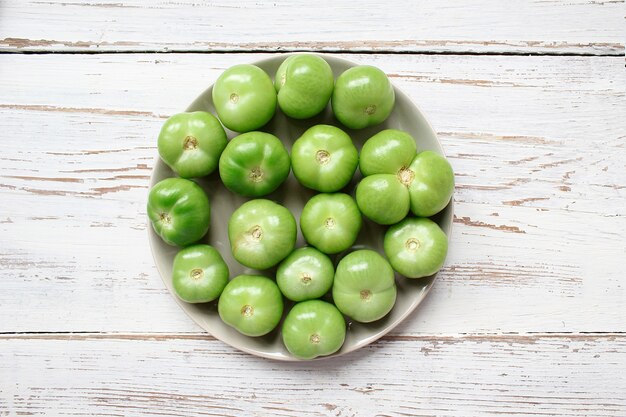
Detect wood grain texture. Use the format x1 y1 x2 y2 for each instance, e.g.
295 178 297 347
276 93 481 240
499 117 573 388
0 53 624 335
1 334 625 416
0 0 624 55
1 2 625 412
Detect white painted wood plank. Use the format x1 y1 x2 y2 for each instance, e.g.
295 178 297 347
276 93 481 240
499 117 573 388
0 0 623 54
0 53 623 216
2 186 624 334
0 53 624 334
0 334 624 416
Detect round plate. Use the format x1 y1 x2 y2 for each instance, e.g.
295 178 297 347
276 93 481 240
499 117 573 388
148 54 453 361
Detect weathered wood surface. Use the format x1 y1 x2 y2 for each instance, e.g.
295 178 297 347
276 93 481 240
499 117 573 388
1 0 625 412
1 334 625 416
0 53 624 336
0 0 624 55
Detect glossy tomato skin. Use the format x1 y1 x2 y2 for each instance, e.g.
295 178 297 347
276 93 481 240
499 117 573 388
157 111 227 178
359 129 417 177
218 274 284 337
384 217 448 279
331 65 395 129
300 193 362 255
212 64 277 133
172 244 229 303
356 174 409 225
332 250 397 323
282 300 346 359
147 178 210 246
276 247 334 302
219 131 291 197
407 151 455 217
228 199 296 270
275 54 334 119
291 124 358 192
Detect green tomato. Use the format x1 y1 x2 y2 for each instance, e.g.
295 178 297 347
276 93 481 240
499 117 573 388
332 249 397 323
228 199 296 270
355 174 409 225
212 64 277 132
300 193 362 255
172 244 229 303
276 247 334 302
384 217 448 278
275 54 334 119
157 111 228 178
407 151 455 217
331 65 395 130
359 129 417 177
291 124 358 192
147 178 210 246
282 300 346 359
219 131 291 197
218 274 284 337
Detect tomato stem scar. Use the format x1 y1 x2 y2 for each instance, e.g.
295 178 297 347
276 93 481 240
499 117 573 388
300 272 312 284
315 150 331 165
406 238 420 251
249 167 264 183
397 167 415 186
364 105 377 115
190 268 204 280
183 136 198 150
241 305 254 317
249 225 263 241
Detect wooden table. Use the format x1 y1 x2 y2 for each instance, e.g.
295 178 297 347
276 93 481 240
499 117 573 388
1 1 624 415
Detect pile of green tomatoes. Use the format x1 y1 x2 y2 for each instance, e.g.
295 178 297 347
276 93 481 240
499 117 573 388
147 54 454 360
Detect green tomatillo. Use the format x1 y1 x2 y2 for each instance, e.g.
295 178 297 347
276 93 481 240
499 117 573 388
356 174 410 225
276 247 334 302
275 54 334 119
331 65 395 129
332 249 397 323
157 111 228 178
219 131 291 197
384 217 448 278
172 244 229 303
291 124 358 192
407 151 455 217
282 300 346 359
300 193 362 255
218 274 284 337
228 199 296 270
359 129 416 177
147 178 210 247
212 64 277 132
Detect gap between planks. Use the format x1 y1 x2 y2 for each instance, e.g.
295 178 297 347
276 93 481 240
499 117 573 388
0 47 623 57
0 332 623 342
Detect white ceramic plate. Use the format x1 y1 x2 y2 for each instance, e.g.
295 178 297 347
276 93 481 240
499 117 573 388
149 54 453 361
